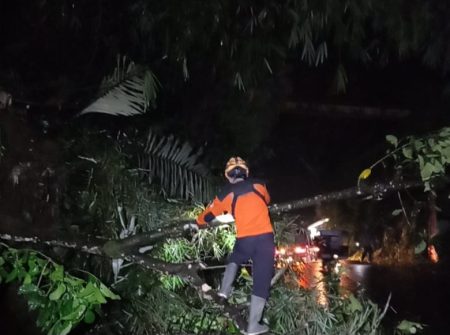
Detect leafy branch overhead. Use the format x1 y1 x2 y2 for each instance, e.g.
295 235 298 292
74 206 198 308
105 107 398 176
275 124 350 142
121 1 450 93
358 127 450 191
80 55 160 116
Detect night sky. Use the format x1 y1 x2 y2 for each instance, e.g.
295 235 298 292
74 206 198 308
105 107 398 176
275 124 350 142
1 2 447 204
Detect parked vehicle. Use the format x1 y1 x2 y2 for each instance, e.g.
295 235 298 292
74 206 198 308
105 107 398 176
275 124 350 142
275 228 320 268
314 230 349 261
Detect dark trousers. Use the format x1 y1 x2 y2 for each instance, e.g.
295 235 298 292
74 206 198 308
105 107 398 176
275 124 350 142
229 232 275 299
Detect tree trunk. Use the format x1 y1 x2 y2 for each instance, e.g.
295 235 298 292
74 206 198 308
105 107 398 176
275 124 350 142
269 180 423 214
282 101 411 119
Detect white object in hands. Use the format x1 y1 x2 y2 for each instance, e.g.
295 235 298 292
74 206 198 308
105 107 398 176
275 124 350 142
201 283 212 292
212 213 235 224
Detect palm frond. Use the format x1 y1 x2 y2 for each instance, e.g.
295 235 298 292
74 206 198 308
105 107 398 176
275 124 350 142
80 55 160 116
141 129 213 202
333 63 348 94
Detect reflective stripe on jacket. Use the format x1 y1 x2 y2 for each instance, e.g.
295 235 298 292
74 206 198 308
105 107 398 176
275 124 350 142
196 178 272 238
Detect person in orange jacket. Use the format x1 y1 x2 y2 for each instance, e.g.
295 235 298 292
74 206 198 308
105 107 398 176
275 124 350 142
196 157 274 335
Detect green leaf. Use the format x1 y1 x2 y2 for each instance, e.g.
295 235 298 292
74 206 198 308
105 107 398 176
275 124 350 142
397 320 424 333
27 257 41 276
418 155 425 170
402 146 413 159
49 283 66 301
64 276 84 286
347 294 363 313
414 139 425 150
414 240 427 254
77 282 97 298
433 160 444 173
49 265 64 282
5 268 18 283
15 265 27 281
18 283 39 295
23 273 32 285
91 289 107 304
27 292 46 310
392 209 402 216
50 321 72 335
420 162 434 181
61 304 86 321
386 135 398 147
83 310 96 324
99 283 120 300
441 146 450 160
79 282 107 304
59 322 73 335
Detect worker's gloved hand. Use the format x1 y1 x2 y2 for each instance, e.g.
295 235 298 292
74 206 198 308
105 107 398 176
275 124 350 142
183 222 199 233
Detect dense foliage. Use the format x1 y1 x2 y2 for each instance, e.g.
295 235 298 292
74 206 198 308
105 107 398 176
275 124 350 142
0 246 120 335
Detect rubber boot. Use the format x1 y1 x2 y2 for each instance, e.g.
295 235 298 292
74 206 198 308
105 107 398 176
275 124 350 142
218 262 238 299
246 295 269 335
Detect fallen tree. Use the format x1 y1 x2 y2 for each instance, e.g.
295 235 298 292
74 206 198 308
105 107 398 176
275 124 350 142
0 178 427 332
0 221 249 331
269 179 423 214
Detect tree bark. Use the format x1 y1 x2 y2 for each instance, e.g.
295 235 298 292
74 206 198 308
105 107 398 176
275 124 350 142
268 179 423 214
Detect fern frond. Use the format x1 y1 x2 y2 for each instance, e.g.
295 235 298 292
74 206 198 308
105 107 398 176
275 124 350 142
80 55 160 116
333 63 348 94
141 130 213 202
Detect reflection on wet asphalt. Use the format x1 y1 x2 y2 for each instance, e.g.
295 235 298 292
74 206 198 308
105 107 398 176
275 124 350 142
295 260 450 334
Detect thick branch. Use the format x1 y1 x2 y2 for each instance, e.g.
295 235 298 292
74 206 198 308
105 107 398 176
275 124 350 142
283 101 411 119
269 180 422 214
0 232 203 283
0 233 103 255
0 231 247 329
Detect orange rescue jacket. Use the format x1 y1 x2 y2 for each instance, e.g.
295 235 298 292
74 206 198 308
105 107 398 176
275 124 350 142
196 178 273 238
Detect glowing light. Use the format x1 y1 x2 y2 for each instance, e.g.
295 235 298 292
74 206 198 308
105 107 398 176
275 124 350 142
307 218 330 239
334 262 342 274
308 218 330 230
294 246 306 254
278 248 286 255
428 245 439 263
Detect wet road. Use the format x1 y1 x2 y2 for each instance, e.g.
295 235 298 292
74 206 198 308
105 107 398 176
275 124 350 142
298 261 450 334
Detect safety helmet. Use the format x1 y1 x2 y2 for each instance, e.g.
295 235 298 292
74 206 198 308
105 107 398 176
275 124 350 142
224 156 249 179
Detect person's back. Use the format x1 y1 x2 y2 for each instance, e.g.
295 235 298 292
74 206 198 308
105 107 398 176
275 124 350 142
199 178 272 238
195 157 274 335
